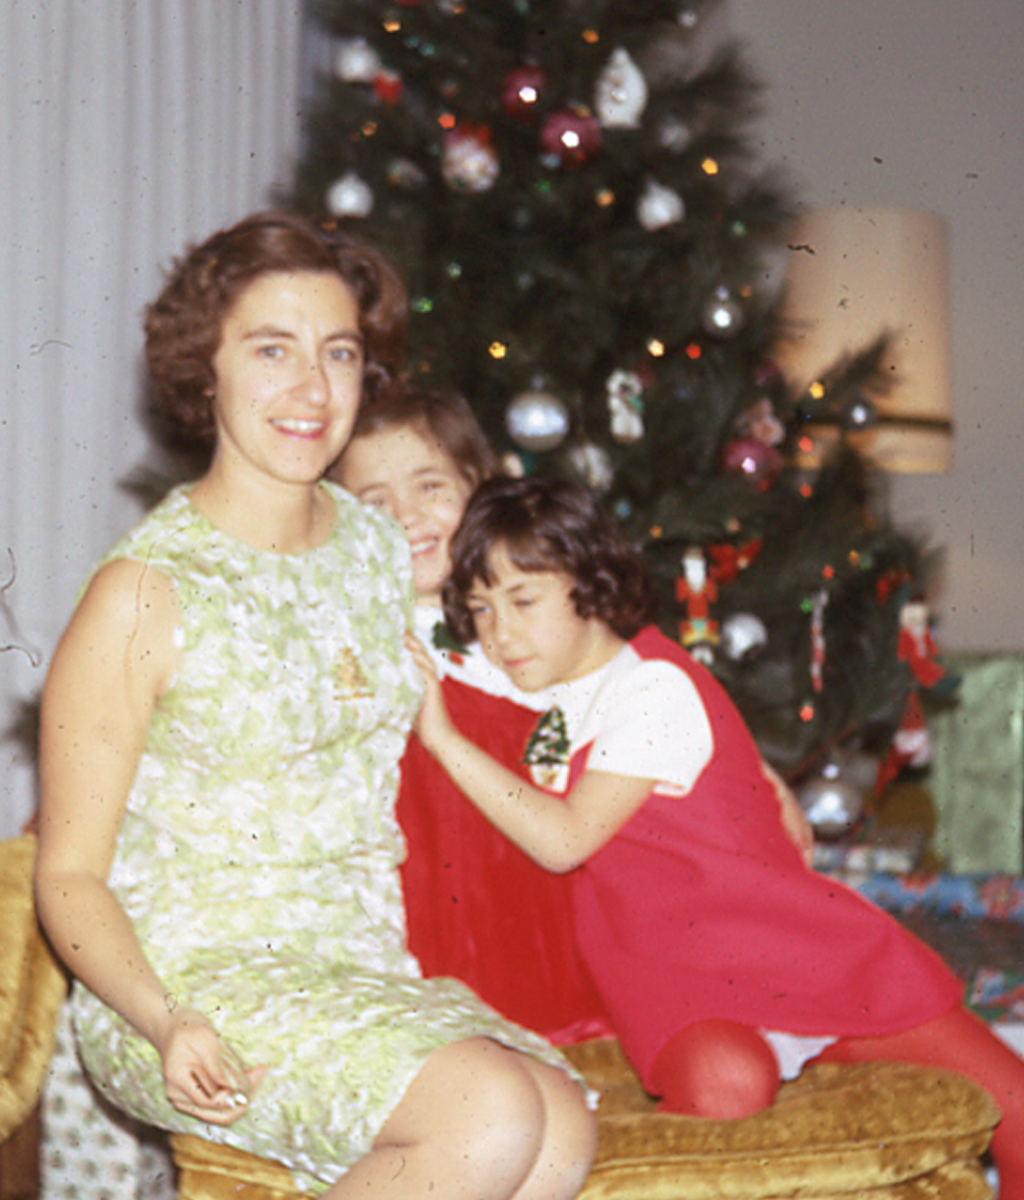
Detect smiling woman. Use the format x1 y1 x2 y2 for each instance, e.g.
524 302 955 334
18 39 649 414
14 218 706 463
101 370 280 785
31 212 597 1199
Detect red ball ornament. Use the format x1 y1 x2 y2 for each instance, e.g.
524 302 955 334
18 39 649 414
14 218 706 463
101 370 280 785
720 437 781 491
501 64 547 123
373 70 403 105
539 108 601 168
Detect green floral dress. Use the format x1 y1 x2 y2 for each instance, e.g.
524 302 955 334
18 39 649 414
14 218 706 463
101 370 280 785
71 483 582 1193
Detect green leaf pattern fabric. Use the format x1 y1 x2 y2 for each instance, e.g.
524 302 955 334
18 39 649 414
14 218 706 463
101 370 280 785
70 483 581 1193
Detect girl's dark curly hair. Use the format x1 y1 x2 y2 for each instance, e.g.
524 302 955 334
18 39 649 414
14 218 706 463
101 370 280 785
144 210 407 444
444 476 658 645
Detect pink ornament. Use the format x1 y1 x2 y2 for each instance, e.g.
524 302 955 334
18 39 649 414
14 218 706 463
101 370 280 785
501 64 547 123
720 436 781 490
539 108 601 168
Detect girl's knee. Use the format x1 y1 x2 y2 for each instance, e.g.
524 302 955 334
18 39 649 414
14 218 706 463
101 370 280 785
651 1020 780 1118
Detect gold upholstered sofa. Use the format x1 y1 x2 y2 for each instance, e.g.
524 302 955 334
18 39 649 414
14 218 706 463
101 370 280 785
1 834 1001 1200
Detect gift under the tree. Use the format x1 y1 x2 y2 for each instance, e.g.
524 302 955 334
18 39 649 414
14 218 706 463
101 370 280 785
839 869 1024 1054
927 653 1024 875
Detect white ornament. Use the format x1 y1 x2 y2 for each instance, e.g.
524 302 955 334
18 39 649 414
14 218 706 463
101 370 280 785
701 286 744 337
442 126 500 193
720 612 768 661
567 443 614 493
637 179 685 231
594 47 648 129
606 370 645 443
334 38 382 84
505 389 570 452
326 172 374 219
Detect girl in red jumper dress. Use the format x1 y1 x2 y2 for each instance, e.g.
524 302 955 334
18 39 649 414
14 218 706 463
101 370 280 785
410 474 1024 1196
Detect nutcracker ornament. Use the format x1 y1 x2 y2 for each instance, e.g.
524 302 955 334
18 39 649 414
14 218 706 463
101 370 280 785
675 546 719 664
875 594 958 796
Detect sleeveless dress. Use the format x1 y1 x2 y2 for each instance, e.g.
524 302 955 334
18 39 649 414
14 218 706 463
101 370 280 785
534 627 963 1092
70 483 584 1194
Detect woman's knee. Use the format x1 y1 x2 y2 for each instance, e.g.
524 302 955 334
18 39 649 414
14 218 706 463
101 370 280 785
380 1038 548 1184
518 1058 598 1197
651 1020 780 1118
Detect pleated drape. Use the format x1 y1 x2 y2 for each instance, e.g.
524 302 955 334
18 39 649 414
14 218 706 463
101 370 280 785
0 1 304 834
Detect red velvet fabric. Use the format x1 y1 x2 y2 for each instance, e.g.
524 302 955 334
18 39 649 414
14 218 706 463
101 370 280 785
397 676 612 1044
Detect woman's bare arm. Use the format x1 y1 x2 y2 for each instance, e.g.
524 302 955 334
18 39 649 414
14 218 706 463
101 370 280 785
34 559 258 1121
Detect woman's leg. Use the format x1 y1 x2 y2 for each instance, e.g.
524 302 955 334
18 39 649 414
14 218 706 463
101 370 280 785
650 1019 781 1118
323 1037 597 1200
815 1006 1024 1199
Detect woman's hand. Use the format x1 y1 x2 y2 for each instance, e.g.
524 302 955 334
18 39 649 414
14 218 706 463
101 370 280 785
157 1007 265 1126
405 632 455 754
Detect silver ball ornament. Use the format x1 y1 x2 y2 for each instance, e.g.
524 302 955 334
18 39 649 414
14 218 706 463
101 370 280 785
701 287 744 337
334 38 382 84
797 765 865 840
505 389 570 452
719 612 768 661
326 172 374 219
637 180 685 232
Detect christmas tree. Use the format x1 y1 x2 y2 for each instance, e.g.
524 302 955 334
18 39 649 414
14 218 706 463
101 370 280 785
291 0 943 792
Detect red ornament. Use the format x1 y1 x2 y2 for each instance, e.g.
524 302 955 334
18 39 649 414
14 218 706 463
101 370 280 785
539 108 601 168
720 436 781 490
501 64 547 123
707 538 763 584
373 70 403 105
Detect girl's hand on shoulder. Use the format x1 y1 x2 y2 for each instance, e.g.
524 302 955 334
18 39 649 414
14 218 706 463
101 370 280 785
157 1007 266 1125
404 632 454 753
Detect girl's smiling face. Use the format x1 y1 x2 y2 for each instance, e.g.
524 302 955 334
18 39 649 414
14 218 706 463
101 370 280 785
465 544 624 691
337 423 474 606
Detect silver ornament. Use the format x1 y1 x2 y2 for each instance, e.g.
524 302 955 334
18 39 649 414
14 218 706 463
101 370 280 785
701 286 744 337
326 172 374 219
505 389 570 452
566 442 614 493
334 38 382 84
720 612 768 661
797 764 865 840
637 179 685 232
594 47 648 129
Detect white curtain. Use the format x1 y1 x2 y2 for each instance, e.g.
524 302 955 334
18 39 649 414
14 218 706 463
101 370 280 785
0 1 304 835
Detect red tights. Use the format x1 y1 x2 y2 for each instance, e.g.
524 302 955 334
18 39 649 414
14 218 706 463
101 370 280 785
650 1008 1024 1198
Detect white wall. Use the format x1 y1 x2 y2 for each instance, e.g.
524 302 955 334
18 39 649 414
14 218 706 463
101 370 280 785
729 0 1024 653
0 3 304 836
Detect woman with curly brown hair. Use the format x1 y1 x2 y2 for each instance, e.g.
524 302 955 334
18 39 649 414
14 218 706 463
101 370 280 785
33 212 596 1199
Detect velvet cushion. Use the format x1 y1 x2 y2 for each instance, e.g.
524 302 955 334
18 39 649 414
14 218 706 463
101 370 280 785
0 832 998 1197
172 1039 997 1200
0 834 68 1143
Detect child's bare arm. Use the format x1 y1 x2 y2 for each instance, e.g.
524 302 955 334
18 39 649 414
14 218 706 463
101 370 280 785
761 761 814 866
407 633 652 872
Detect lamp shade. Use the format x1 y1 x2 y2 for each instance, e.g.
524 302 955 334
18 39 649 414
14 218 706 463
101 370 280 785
776 207 953 473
